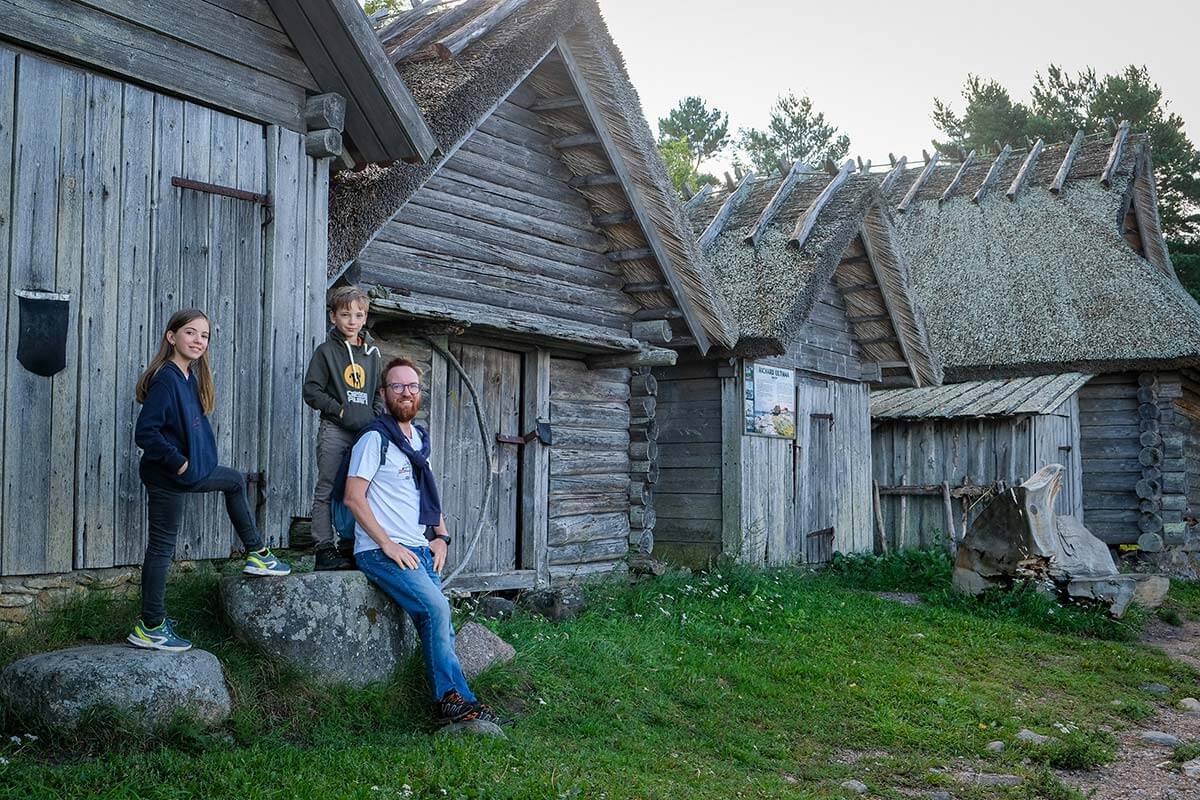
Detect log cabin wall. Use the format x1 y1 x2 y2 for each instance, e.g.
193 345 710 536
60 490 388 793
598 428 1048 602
351 93 638 342
1 0 315 132
0 43 328 576
1180 371 1200 516
872 397 1084 551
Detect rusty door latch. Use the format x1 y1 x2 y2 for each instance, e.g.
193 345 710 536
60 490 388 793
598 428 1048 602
496 420 552 446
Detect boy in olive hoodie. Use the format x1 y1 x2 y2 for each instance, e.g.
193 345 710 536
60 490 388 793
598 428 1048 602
303 286 385 570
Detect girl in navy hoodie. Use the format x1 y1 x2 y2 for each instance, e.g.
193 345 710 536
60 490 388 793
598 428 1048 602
130 309 290 652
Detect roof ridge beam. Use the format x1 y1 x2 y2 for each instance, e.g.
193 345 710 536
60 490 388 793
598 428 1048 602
744 160 807 246
1050 129 1086 195
897 152 940 213
939 150 976 203
971 144 1011 204
698 172 754 251
1100 119 1132 188
683 183 712 212
1005 138 1044 201
789 159 855 249
879 156 907 195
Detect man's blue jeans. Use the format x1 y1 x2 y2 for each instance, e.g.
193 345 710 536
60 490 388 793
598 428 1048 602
355 546 476 703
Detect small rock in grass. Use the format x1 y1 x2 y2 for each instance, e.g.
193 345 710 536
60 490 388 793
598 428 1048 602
518 587 587 622
928 792 953 800
986 740 1005 753
1140 730 1183 747
1181 758 1200 778
1016 729 1055 746
454 622 515 680
1141 682 1171 696
840 779 868 795
1179 697 1200 713
474 596 516 621
435 719 506 739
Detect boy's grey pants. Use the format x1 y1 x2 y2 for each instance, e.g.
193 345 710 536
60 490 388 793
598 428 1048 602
310 419 358 548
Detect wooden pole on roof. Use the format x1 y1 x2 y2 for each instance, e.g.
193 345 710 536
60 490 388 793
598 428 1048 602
971 144 1011 204
790 159 855 249
1100 120 1131 188
683 183 713 212
888 152 896 167
387 0 488 61
745 160 807 246
1005 138 1044 200
859 158 871 175
897 152 940 213
724 171 735 190
939 149 976 203
699 172 755 251
1050 129 1086 195
435 0 530 60
879 155 907 195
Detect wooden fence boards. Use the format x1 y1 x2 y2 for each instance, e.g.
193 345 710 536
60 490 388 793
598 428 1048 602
0 49 14 574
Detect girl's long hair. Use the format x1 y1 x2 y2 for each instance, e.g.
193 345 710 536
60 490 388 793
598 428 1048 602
135 309 216 414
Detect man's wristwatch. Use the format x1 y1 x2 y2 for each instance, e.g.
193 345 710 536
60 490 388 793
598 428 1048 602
432 533 451 546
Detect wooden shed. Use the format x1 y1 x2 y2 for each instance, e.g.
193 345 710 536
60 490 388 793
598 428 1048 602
872 130 1200 546
0 0 435 577
648 164 941 567
327 0 736 590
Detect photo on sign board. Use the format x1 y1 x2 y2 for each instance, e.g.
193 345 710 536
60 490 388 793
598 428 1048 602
743 362 795 438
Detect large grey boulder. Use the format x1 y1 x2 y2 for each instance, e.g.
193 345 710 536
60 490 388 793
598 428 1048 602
455 621 515 680
219 571 415 687
0 645 230 730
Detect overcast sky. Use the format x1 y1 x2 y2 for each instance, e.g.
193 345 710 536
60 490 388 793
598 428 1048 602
595 0 1199 175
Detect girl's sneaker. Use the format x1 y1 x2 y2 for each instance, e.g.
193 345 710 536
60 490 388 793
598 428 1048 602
127 618 192 652
243 548 291 576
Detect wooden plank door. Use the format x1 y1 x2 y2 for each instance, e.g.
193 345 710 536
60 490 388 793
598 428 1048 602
440 343 522 578
795 377 837 563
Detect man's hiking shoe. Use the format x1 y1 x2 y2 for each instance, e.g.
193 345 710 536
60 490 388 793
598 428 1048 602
243 548 291 576
436 691 508 726
315 543 354 571
127 618 192 652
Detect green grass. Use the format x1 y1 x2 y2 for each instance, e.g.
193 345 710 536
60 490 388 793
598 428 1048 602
0 552 1193 799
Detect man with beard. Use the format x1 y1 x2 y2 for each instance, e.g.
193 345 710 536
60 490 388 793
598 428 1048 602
344 357 503 726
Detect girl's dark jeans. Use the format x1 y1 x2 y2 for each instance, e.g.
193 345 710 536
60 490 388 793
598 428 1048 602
139 465 263 627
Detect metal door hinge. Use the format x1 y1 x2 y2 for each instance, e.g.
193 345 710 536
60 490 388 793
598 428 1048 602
496 420 552 446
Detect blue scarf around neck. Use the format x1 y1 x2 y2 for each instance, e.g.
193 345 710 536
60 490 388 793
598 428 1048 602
361 413 443 527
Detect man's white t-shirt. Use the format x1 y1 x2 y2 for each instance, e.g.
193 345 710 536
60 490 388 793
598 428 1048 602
347 427 429 554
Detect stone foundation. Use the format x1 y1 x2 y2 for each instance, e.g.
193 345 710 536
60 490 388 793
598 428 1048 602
0 565 150 633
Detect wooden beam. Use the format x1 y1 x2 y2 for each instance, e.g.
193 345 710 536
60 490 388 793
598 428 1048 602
434 0 529 60
668 336 697 349
586 347 677 369
841 281 880 294
896 152 940 213
697 171 754 251
592 211 634 226
1100 120 1131 188
552 132 601 149
1050 129 1085 195
558 38 713 354
789 158 855 249
745 160 808 246
859 335 899 346
304 93 346 132
632 320 672 345
683 183 713 212
1005 138 1044 201
847 313 891 324
530 95 583 112
623 281 669 293
879 156 907 195
971 144 1011 204
939 150 975 203
633 308 683 321
875 361 912 369
568 172 620 189
607 248 652 262
861 220 922 387
385 0 487 61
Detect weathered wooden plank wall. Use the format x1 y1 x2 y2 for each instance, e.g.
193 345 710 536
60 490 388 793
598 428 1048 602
1180 372 1200 515
1078 374 1141 543
548 358 631 583
651 360 723 566
0 46 325 575
0 0 315 131
872 396 1083 551
353 97 639 345
766 279 864 382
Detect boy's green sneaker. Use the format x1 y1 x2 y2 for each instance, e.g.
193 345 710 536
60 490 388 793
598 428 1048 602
127 618 192 652
243 548 291 577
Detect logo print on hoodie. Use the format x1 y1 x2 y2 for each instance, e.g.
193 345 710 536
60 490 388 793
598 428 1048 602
343 363 366 390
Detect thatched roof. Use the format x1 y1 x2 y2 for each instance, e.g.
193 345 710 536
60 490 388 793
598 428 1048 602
328 0 736 350
881 132 1200 380
872 372 1092 420
686 169 941 386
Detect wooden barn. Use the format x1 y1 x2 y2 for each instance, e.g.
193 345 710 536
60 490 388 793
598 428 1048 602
869 129 1200 548
647 163 941 567
327 0 736 590
0 0 437 578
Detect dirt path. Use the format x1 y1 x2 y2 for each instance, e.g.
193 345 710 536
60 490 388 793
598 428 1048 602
1056 621 1200 799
